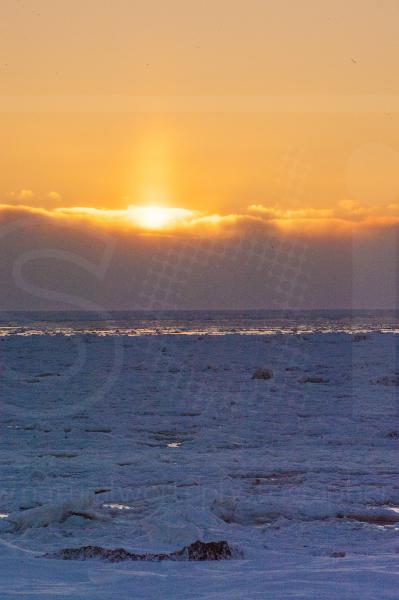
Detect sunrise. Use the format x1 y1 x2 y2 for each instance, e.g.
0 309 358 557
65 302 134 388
1 1 399 598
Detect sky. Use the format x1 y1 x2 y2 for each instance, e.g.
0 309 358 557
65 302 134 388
1 0 398 309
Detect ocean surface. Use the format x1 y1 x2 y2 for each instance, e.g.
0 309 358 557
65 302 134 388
0 309 398 336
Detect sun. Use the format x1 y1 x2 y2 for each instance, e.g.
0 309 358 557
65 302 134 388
127 205 195 231
135 205 171 230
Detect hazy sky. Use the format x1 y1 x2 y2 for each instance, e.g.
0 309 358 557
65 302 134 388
1 0 398 309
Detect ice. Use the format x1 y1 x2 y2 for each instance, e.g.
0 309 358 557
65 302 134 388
0 317 399 597
6 493 106 532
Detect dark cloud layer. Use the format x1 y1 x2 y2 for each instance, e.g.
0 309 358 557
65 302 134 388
0 205 397 310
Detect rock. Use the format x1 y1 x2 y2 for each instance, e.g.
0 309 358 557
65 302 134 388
37 372 59 378
372 375 399 386
300 376 329 384
352 334 368 342
330 551 346 558
252 368 273 380
84 428 112 433
46 546 133 562
179 540 233 561
94 488 111 495
44 540 234 562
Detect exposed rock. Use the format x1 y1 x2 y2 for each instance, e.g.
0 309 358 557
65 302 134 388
37 372 60 378
252 368 273 380
94 488 111 495
44 540 234 562
84 428 112 433
182 540 233 560
300 376 329 384
372 375 399 386
352 334 368 342
386 431 399 439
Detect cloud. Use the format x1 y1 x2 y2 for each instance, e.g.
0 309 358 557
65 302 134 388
2 198 399 242
47 191 62 202
7 189 35 202
0 200 397 311
18 189 35 201
2 202 254 237
55 205 200 231
248 201 399 235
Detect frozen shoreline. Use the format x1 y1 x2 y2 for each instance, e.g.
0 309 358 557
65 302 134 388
0 330 398 598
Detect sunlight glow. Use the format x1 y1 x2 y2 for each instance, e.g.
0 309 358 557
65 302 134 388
127 205 195 230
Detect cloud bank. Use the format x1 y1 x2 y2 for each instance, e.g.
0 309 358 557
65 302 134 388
0 201 397 310
3 197 399 237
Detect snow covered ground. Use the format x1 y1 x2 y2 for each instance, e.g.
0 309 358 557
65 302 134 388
0 321 399 598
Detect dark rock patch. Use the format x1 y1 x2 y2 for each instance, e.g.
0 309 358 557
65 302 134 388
372 376 399 386
44 540 235 562
37 372 60 378
252 368 273 380
300 376 329 384
84 428 112 433
352 334 368 342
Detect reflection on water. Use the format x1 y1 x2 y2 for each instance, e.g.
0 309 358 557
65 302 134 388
0 310 398 337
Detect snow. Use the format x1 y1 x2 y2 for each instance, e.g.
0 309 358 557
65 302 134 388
5 493 106 532
0 314 399 598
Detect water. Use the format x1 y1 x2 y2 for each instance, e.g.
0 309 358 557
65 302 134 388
0 309 398 336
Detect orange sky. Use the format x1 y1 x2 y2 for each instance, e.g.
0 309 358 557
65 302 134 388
1 0 399 233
